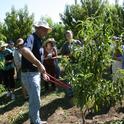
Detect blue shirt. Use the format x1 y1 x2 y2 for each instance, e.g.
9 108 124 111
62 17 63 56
60 39 82 55
21 33 42 72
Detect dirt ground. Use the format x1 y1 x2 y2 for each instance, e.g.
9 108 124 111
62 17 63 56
45 106 124 124
44 103 124 124
0 89 124 124
24 93 124 124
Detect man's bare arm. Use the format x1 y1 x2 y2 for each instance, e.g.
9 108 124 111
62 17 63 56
19 46 50 80
20 47 46 74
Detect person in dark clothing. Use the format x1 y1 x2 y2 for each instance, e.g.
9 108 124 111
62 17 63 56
43 38 58 91
5 41 16 100
60 30 82 97
16 21 51 124
4 51 16 100
60 30 82 56
0 41 16 100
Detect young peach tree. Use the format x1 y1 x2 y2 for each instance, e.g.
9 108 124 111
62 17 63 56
62 7 124 121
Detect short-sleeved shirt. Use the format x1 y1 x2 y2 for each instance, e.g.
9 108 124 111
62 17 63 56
24 34 34 50
60 39 82 56
21 33 42 72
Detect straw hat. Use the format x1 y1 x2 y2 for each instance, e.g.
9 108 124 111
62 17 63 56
0 41 8 48
33 21 52 33
44 38 56 47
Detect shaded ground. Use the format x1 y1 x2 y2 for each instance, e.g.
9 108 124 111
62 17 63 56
0 86 124 124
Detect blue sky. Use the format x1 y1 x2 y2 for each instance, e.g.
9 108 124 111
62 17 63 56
0 0 74 23
0 0 123 23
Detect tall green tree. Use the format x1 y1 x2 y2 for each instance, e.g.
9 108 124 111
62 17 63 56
60 4 84 37
3 6 34 42
60 0 124 37
110 4 124 35
60 0 106 37
0 22 6 41
50 22 65 49
60 0 124 122
62 5 124 122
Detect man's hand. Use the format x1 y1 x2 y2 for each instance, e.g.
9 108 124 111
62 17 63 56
42 73 50 81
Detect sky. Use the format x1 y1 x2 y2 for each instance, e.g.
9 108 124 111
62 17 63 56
0 0 123 23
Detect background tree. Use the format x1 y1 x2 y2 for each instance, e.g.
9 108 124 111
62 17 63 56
49 22 65 49
3 6 34 42
60 0 106 37
60 0 124 38
0 22 6 41
61 0 124 122
110 4 124 35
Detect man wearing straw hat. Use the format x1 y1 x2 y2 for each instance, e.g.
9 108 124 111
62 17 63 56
16 21 52 124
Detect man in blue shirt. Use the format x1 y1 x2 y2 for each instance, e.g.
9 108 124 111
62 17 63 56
16 21 52 124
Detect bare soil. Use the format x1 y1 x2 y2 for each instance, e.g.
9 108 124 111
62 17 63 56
0 88 124 124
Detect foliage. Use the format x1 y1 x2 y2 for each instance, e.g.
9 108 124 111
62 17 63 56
60 0 124 37
50 22 65 49
3 6 34 42
60 4 83 37
0 22 6 41
61 5 124 116
0 60 5 70
107 4 124 36
0 84 5 94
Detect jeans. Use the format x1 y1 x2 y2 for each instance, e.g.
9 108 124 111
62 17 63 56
21 72 41 124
